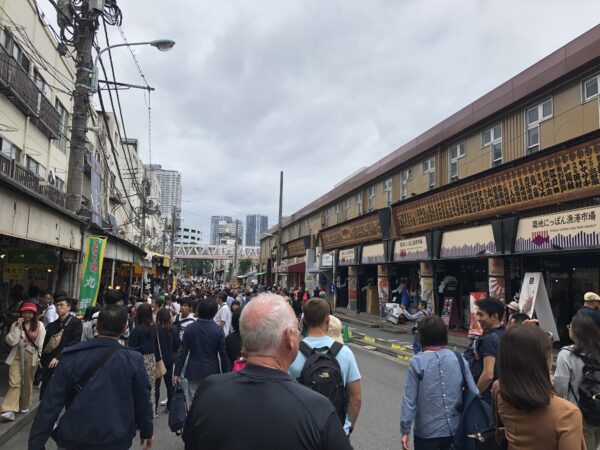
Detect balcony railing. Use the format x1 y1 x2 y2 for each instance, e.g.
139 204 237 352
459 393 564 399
0 46 62 139
0 153 66 209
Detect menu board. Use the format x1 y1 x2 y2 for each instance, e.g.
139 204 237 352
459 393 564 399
321 213 382 250
393 138 600 234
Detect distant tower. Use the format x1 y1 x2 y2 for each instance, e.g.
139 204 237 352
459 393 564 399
245 214 269 246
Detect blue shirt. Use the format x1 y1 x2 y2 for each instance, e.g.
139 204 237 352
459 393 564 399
288 336 361 434
400 348 478 439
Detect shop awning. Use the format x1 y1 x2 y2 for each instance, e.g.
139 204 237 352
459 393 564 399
274 261 305 274
236 271 257 279
256 272 266 276
308 267 332 274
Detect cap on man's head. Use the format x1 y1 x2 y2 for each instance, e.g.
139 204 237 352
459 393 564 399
507 301 520 312
327 315 343 344
584 292 600 301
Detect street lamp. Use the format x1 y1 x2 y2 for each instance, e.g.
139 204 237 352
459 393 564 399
91 39 176 91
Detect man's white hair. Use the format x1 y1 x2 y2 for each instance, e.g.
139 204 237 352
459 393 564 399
240 293 297 355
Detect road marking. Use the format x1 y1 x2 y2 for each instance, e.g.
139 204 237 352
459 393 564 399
363 336 376 344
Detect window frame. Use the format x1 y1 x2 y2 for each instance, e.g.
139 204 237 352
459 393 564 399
526 98 553 155
422 156 435 190
344 198 351 220
367 185 376 212
26 155 46 179
583 74 600 102
355 192 363 215
383 177 393 206
448 142 465 181
0 137 21 162
55 99 69 152
400 168 412 200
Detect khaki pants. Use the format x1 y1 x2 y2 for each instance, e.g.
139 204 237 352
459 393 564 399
2 351 35 413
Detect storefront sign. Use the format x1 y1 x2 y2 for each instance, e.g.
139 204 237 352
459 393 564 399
321 252 334 267
393 137 600 234
489 277 505 303
338 248 356 266
393 236 428 261
6 249 56 266
285 239 306 258
442 297 454 326
377 266 389 317
519 272 558 341
321 213 382 250
420 261 434 277
348 266 358 311
361 243 385 264
79 236 107 312
515 205 600 252
488 257 505 277
420 276 434 311
440 225 496 258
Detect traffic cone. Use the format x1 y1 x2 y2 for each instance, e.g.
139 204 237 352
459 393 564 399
342 323 350 343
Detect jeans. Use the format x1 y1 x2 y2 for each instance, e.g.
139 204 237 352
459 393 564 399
414 435 454 450
155 364 173 411
413 331 422 354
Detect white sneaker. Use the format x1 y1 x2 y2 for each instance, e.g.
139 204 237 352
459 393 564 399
0 412 15 422
19 409 29 414
159 399 168 406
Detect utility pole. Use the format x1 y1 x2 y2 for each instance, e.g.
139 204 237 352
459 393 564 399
233 219 239 281
169 207 178 271
276 171 283 286
64 1 102 212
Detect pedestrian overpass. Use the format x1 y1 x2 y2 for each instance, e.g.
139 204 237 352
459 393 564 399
173 243 260 261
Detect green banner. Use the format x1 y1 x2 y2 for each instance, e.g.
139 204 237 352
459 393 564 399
78 236 107 313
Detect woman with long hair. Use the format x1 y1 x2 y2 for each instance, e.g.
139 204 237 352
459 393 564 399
400 316 478 450
555 312 600 449
494 324 586 449
155 307 174 413
128 303 160 416
1 303 46 422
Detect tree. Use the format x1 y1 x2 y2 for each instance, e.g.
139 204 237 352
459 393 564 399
238 258 252 275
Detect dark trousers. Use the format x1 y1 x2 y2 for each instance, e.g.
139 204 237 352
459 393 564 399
155 364 174 411
39 367 54 399
414 435 454 450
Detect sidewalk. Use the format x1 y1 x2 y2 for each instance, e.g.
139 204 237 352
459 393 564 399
0 359 40 446
333 308 471 361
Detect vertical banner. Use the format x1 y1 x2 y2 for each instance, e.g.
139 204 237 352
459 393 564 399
488 277 506 303
377 265 389 317
79 236 107 313
442 297 454 326
468 292 487 336
519 272 559 341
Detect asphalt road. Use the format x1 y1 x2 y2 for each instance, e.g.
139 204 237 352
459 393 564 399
6 344 407 450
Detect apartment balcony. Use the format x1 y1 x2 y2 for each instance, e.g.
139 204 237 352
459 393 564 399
0 152 66 209
0 46 61 139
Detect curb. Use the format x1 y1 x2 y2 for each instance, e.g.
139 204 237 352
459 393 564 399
0 401 38 447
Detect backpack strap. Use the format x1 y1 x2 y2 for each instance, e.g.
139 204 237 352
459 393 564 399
453 351 467 388
68 347 121 405
329 341 343 357
299 341 314 358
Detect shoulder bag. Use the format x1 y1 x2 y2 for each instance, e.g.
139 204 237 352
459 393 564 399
43 316 72 354
155 327 167 379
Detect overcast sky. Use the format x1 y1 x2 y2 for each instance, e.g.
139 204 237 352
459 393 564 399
42 0 600 243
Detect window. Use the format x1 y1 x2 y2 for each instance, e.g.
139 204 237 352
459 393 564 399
583 75 600 102
448 142 465 180
0 137 21 162
335 204 340 223
383 178 392 206
55 100 69 152
482 124 503 167
526 98 553 155
367 185 376 211
26 156 46 178
355 192 363 215
3 32 30 73
344 198 351 220
34 70 51 100
422 156 435 190
400 168 412 200
324 208 330 226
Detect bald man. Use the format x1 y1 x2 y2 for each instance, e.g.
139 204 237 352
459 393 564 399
182 294 352 450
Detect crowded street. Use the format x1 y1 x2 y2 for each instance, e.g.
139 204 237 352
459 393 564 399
5 342 406 450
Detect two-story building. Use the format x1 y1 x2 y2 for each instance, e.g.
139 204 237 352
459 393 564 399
261 24 600 341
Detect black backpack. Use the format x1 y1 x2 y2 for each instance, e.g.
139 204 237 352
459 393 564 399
297 341 347 424
571 355 600 426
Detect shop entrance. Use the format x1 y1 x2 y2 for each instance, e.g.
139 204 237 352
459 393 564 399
436 259 488 329
358 265 377 313
336 266 349 308
390 264 420 311
522 254 600 342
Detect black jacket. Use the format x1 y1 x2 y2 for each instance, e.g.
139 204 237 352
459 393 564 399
29 337 153 450
174 319 231 381
182 363 352 450
41 315 82 367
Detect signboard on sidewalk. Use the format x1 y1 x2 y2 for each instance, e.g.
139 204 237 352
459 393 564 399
519 272 559 341
79 236 107 313
442 297 454 326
